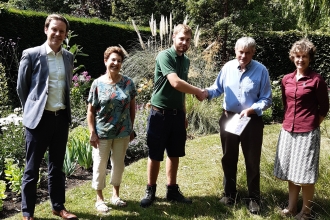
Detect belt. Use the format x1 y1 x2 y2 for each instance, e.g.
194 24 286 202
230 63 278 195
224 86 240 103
44 109 65 116
223 109 237 116
152 106 178 115
223 109 236 115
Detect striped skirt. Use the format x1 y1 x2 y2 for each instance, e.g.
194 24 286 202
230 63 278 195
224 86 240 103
273 127 320 185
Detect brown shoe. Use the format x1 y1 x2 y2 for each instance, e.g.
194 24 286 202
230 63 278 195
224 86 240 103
52 209 78 219
23 217 34 220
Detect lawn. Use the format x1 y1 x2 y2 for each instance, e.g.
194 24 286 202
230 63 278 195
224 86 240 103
5 123 330 219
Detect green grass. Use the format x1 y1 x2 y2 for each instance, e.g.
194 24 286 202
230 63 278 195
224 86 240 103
6 123 330 219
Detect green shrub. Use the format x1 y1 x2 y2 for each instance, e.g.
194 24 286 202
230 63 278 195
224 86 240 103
4 158 24 194
135 78 153 105
0 63 10 108
127 107 149 161
186 94 222 135
270 79 284 123
0 108 25 178
0 180 7 211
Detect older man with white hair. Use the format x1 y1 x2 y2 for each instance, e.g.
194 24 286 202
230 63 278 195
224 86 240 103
201 37 272 214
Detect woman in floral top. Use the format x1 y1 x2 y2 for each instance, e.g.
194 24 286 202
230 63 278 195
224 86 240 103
87 46 137 212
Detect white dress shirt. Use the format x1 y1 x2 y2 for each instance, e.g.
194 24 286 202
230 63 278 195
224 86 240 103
44 43 67 111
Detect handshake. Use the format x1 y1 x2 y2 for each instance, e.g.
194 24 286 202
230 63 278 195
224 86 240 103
195 89 208 101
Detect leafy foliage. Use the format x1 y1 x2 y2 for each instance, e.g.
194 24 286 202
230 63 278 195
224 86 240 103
278 0 330 32
127 107 148 160
0 36 21 107
74 138 93 170
0 108 25 178
0 180 6 211
66 126 92 175
70 70 92 127
135 78 153 105
0 63 10 108
4 158 24 194
62 31 92 128
62 145 77 177
186 94 222 135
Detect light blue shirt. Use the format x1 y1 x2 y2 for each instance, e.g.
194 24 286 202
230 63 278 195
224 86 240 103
206 59 272 116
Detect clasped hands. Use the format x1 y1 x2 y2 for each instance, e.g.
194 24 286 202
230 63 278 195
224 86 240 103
195 89 208 101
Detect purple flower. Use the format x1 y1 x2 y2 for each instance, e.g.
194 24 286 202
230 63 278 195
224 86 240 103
82 71 88 76
85 75 91 81
72 75 79 82
74 83 79 87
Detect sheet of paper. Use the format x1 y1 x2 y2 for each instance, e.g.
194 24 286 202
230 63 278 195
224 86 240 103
225 114 251 136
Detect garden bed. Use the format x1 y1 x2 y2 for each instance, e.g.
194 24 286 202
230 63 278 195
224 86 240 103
0 165 92 219
0 153 144 219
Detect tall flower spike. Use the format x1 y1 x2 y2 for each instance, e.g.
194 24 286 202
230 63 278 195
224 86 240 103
153 20 157 37
132 20 145 50
118 44 129 57
194 25 200 47
183 15 188 25
149 13 154 36
169 13 173 44
165 17 168 35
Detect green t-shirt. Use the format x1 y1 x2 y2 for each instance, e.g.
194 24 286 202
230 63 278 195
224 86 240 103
151 46 190 110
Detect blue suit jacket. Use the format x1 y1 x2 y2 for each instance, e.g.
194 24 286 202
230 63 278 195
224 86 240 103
17 42 74 129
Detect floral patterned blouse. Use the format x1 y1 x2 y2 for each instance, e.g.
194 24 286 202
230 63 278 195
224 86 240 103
87 75 137 139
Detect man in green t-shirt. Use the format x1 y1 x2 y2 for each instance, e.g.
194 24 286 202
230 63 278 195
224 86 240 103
140 24 204 208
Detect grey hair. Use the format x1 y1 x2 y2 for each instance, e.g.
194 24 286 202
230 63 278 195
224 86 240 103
235 37 256 52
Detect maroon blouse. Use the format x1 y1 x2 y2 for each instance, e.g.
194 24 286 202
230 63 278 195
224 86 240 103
281 69 329 133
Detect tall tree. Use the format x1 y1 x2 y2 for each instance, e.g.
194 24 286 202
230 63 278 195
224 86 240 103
110 0 185 26
278 0 330 31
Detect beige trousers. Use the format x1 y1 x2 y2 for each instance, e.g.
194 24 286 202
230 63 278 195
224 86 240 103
92 136 130 190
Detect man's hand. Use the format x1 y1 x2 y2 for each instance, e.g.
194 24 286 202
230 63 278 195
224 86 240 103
195 89 208 101
239 108 256 118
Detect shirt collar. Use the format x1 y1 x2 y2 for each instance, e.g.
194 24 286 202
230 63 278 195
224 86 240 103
236 60 253 71
45 42 63 55
170 46 184 58
290 68 313 79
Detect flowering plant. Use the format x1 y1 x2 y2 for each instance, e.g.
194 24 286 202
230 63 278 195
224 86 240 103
72 70 92 90
70 71 93 127
136 78 153 105
0 107 25 178
71 70 92 100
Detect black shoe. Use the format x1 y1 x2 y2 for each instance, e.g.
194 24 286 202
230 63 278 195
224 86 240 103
166 184 192 203
140 184 156 208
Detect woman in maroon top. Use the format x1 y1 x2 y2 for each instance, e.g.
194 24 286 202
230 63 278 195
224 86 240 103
274 39 329 220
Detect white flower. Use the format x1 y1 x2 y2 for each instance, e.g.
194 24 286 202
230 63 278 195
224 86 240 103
0 114 22 126
14 107 22 113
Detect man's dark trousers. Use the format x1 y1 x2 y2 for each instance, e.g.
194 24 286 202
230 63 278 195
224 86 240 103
21 110 69 217
219 111 264 201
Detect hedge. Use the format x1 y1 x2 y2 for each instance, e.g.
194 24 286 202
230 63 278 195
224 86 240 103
1 8 330 98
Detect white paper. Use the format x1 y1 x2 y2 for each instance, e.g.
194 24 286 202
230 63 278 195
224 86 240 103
225 114 251 136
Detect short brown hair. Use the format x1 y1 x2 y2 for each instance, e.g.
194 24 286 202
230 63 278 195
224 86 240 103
45 14 70 33
289 38 316 62
104 46 125 61
173 24 192 37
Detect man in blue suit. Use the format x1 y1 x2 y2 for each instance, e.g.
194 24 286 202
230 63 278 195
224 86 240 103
17 14 78 220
